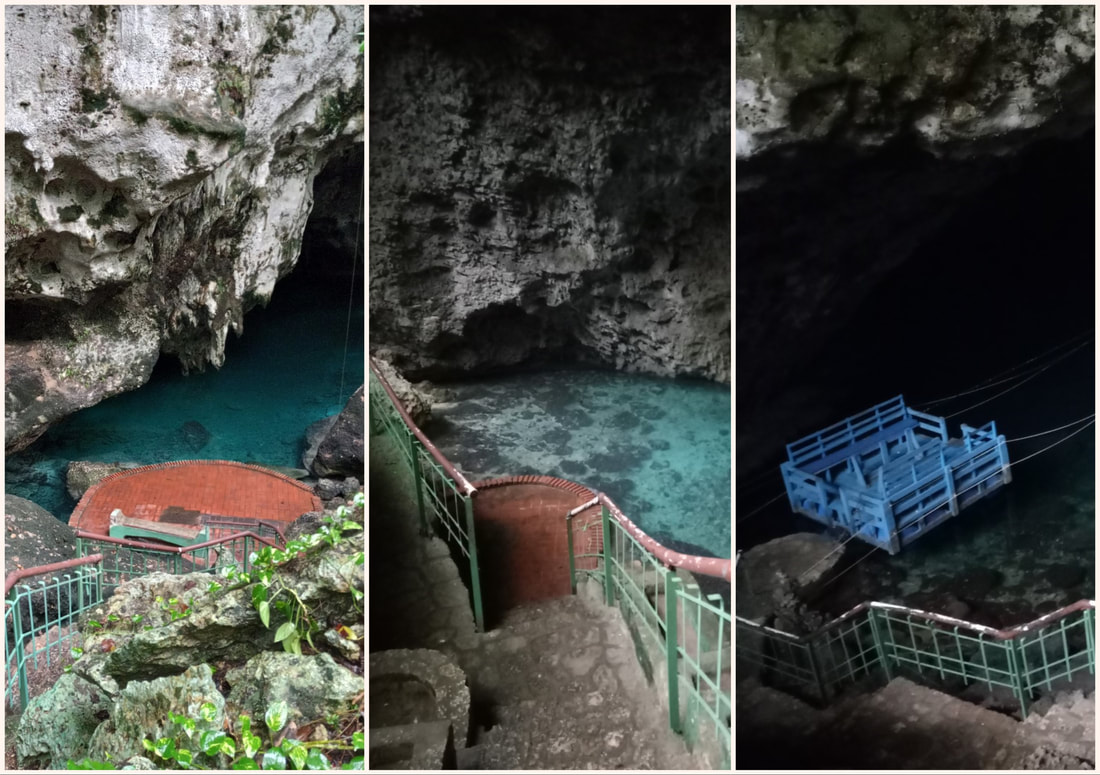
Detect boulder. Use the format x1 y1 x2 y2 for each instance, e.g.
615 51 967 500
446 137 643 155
736 533 845 622
85 664 227 768
14 672 110 770
311 385 364 478
66 461 140 501
224 651 362 736
302 416 338 471
5 494 76 577
371 357 433 427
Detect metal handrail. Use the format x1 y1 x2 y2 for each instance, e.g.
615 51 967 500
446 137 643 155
369 356 476 495
74 530 282 553
4 554 105 597
739 598 1097 644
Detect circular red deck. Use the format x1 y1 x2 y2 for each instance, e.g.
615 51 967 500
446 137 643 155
70 460 322 534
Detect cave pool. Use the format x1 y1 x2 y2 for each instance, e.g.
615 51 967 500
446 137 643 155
425 369 732 560
6 272 365 521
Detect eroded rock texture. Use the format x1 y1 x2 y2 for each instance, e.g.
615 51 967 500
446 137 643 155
5 5 363 453
735 6 1094 465
369 7 731 383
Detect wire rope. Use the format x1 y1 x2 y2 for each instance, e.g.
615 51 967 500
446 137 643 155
337 176 364 408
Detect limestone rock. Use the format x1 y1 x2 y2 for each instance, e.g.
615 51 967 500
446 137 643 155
370 357 432 427
14 672 110 770
369 7 730 383
736 6 1095 161
85 664 226 768
736 533 845 622
312 385 364 478
66 461 140 501
5 5 364 453
224 651 362 735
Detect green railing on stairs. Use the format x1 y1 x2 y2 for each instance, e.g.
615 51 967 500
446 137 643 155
736 598 1096 718
567 496 732 769
5 530 284 712
368 359 485 632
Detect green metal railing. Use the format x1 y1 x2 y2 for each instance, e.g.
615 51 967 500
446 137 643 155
568 498 732 769
736 598 1096 718
5 556 105 711
6 530 284 712
368 360 485 631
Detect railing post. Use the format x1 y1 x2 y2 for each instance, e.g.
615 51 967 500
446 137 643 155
408 431 428 536
601 505 614 606
868 606 894 683
565 513 577 595
463 496 485 633
806 638 828 704
665 572 682 733
12 589 28 711
1006 638 1029 718
1085 608 1095 676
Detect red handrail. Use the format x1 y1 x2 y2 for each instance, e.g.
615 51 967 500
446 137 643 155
599 494 732 583
369 357 476 495
4 554 104 596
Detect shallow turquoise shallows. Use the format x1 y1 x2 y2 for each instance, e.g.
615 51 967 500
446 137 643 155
426 369 732 560
6 274 365 520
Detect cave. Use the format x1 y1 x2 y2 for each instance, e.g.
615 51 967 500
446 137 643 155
735 6 1095 770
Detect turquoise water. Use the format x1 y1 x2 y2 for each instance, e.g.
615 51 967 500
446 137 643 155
6 272 365 520
425 369 732 559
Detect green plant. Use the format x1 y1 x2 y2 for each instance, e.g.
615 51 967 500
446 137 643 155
67 699 365 770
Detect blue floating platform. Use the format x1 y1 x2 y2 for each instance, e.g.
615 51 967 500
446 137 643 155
780 395 1012 553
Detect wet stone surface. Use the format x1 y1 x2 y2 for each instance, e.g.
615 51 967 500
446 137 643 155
369 431 705 769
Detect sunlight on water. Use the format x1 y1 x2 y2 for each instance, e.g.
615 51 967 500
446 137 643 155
6 279 365 520
427 369 732 559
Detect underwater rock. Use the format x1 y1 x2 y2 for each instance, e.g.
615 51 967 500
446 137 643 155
5 5 363 453
179 420 212 453
1044 563 1086 591
312 385 364 478
66 460 141 501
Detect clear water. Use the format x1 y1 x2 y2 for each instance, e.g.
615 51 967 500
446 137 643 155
740 340 1095 625
425 369 732 559
6 272 365 521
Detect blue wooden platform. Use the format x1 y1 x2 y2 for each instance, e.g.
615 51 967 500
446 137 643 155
780 395 1012 553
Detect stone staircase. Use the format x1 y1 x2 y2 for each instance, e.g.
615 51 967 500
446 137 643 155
737 676 1095 769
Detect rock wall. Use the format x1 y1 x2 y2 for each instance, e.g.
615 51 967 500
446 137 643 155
735 6 1094 450
5 5 364 453
369 7 730 383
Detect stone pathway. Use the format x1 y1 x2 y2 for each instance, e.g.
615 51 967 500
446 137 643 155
737 675 1094 769
369 430 706 769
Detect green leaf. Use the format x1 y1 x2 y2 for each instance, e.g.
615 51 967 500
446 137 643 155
233 757 260 770
106 614 121 622
262 750 287 770
208 581 223 594
341 755 365 770
176 747 193 768
274 621 297 643
282 740 306 770
86 620 102 629
142 739 156 753
281 631 302 655
131 614 143 624
305 749 330 769
199 702 218 723
71 646 85 659
258 600 271 628
352 731 363 751
244 733 262 759
265 700 289 733
66 757 116 769
154 736 176 760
